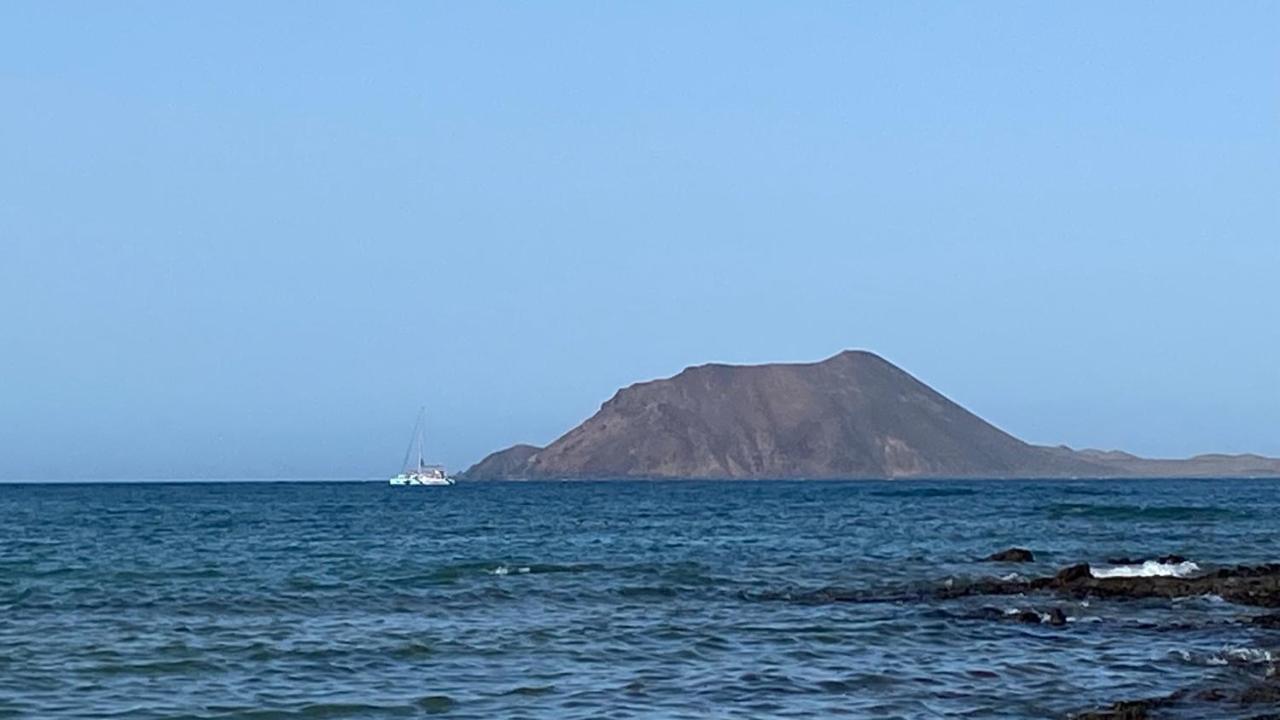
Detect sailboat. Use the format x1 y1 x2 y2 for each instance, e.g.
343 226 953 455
389 408 454 486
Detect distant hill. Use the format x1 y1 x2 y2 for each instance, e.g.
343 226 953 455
462 350 1280 480
1041 446 1280 478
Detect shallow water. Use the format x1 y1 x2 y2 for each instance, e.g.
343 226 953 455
1 479 1278 719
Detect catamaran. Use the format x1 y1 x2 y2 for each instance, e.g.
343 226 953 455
389 408 454 486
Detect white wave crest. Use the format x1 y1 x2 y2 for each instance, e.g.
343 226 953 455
1172 646 1276 667
1091 560 1200 579
1217 647 1276 664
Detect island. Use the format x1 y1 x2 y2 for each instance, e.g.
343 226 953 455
462 350 1280 480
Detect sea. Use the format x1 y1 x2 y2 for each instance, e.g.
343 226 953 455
2 479 1278 719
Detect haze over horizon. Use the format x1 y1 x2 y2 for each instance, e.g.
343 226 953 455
2 3 1277 480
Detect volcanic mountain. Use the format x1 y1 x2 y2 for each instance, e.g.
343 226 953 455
464 350 1280 480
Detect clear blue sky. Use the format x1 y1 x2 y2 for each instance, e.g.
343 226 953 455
2 3 1276 479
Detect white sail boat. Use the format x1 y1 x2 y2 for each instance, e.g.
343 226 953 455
389 408 454 486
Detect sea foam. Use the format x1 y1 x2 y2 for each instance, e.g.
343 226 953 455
1091 560 1200 579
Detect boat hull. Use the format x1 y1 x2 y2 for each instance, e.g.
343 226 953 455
389 474 454 486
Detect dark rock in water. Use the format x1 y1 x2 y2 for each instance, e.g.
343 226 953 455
1073 698 1164 719
1241 684 1280 705
1250 613 1280 628
976 606 1068 626
1013 609 1042 624
1157 554 1188 564
975 606 1006 621
986 547 1034 563
941 562 1280 608
1079 679 1280 719
1054 563 1093 586
1195 687 1231 702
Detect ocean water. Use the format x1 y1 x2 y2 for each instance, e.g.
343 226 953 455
2 479 1278 719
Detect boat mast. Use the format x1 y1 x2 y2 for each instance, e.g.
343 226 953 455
400 407 427 474
416 407 426 471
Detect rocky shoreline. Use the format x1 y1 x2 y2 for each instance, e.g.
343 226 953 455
940 558 1280 609
975 553 1280 719
760 550 1280 718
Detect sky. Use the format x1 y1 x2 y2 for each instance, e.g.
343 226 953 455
1 2 1277 480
